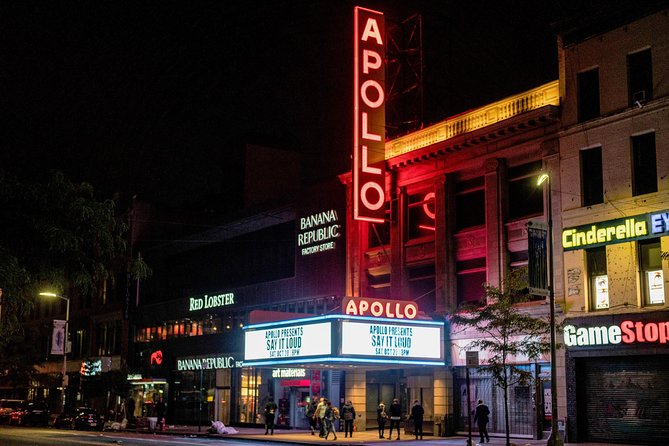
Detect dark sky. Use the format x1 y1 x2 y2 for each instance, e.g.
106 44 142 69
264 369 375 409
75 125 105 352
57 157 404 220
1 1 636 215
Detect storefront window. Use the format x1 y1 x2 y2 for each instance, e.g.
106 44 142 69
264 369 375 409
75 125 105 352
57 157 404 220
239 368 264 424
172 370 216 424
639 238 664 305
129 380 168 421
587 247 608 310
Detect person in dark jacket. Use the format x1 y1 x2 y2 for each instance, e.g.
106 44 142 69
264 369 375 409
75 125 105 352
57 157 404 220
341 400 356 438
264 398 278 435
473 399 490 443
306 397 319 435
387 398 402 440
377 402 387 439
155 398 166 431
410 400 425 440
324 400 338 440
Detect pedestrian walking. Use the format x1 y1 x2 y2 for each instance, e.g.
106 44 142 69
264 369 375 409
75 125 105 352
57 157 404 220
316 397 328 437
341 400 356 438
388 398 402 440
409 399 424 440
155 397 166 431
306 397 319 435
324 400 338 440
264 397 278 435
377 402 387 439
474 399 490 444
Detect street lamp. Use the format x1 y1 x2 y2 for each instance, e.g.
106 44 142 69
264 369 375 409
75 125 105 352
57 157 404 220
39 292 70 413
537 173 563 446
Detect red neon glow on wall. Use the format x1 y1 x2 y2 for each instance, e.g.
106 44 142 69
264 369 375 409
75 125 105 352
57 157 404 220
353 7 386 223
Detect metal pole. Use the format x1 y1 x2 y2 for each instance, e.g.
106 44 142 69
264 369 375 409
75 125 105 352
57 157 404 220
62 297 69 413
466 366 473 446
198 367 203 432
545 176 563 446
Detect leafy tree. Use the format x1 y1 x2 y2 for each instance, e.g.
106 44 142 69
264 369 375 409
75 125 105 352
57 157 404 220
0 170 149 378
449 268 552 446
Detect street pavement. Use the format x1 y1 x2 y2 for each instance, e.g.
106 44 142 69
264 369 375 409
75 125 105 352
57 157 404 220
142 425 637 446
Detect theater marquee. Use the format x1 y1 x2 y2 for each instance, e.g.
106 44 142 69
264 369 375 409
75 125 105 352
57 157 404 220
243 315 444 367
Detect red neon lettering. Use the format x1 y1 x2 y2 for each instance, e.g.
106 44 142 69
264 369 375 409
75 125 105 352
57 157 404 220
634 321 646 342
385 302 395 318
405 304 417 319
370 301 383 316
644 322 659 342
345 299 358 315
620 320 635 343
363 49 381 73
660 322 669 344
359 300 369 315
362 112 382 140
361 18 383 44
361 81 384 109
395 303 404 318
362 145 381 174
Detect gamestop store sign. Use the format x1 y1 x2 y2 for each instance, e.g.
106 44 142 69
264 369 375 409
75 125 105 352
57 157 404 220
564 312 669 445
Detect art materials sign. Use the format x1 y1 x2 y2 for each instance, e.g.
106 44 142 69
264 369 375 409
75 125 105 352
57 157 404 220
188 292 235 312
298 209 341 256
563 319 669 347
353 6 386 223
343 296 418 319
340 320 442 359
562 209 669 251
244 322 332 361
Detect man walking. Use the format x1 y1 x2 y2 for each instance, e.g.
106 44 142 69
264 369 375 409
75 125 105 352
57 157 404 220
410 399 424 440
474 399 490 444
388 398 402 440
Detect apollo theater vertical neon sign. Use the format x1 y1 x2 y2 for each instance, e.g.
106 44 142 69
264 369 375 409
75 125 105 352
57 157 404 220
353 7 386 223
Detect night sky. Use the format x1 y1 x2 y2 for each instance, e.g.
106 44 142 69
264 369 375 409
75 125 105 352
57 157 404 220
1 0 650 216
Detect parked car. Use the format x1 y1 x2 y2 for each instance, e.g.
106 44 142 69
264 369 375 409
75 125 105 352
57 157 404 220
0 399 25 424
55 407 103 430
9 401 50 426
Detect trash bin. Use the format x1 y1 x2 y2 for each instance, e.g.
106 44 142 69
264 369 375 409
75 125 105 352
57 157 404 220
147 416 157 431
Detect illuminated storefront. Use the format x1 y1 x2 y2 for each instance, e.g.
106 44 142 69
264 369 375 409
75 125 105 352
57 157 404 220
242 309 445 430
564 312 669 444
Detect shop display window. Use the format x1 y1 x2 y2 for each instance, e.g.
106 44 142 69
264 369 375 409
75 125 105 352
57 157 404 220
639 238 664 305
587 247 608 310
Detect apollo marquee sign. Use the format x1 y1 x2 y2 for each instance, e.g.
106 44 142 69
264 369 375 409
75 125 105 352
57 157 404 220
343 296 418 319
353 6 386 223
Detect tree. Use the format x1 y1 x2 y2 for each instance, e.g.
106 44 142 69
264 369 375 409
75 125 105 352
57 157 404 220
0 170 149 377
449 268 552 446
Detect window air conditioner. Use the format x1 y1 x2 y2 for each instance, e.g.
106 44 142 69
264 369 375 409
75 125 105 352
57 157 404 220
633 90 647 105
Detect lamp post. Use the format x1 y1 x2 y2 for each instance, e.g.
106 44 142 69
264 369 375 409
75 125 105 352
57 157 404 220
39 292 70 413
537 174 563 446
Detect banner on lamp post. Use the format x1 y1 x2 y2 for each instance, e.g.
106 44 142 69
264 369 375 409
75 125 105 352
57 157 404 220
51 320 66 355
528 221 549 296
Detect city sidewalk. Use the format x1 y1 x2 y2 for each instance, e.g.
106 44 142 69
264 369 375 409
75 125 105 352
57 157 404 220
143 424 634 446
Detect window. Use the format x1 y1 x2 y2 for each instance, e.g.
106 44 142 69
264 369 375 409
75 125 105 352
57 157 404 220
408 191 436 239
632 132 657 196
457 258 486 306
96 320 121 356
578 68 600 122
587 247 608 310
508 161 543 220
628 48 653 106
580 147 603 206
455 177 485 231
639 239 663 305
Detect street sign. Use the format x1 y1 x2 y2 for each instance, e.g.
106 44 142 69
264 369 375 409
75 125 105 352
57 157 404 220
466 351 479 367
